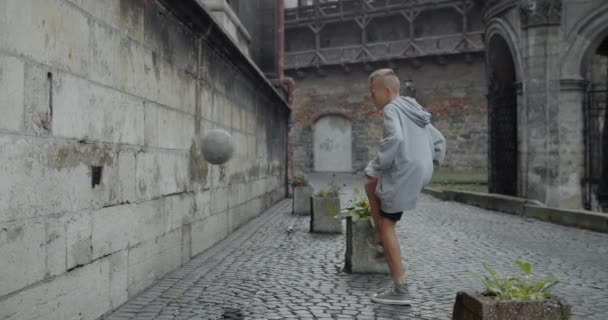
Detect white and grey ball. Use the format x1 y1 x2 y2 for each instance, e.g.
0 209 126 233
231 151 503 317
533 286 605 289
201 129 235 165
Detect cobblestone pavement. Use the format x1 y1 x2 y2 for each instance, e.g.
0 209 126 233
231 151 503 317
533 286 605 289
107 174 608 320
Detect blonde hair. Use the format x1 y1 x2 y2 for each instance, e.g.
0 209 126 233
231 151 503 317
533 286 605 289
369 68 400 93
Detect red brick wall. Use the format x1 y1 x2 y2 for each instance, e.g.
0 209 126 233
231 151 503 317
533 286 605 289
287 54 488 175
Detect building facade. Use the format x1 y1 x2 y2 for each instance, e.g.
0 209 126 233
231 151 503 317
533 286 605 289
483 0 608 211
285 0 488 174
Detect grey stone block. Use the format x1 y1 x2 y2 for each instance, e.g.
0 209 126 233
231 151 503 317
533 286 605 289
524 205 608 233
422 187 447 200
452 291 571 320
310 196 342 234
344 218 389 274
443 190 527 216
424 187 608 234
293 186 313 215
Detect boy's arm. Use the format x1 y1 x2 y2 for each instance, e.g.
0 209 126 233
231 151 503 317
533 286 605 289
428 124 446 167
366 106 403 176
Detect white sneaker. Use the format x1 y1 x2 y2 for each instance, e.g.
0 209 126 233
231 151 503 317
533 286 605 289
371 284 413 305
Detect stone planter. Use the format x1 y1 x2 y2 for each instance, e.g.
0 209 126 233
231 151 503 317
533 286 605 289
293 186 313 215
452 291 571 320
344 217 389 274
310 196 342 233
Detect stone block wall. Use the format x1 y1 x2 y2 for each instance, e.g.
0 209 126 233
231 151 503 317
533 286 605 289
484 0 608 209
0 0 288 319
288 54 487 175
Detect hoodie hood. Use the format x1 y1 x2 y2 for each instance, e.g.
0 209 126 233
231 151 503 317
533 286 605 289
389 96 431 128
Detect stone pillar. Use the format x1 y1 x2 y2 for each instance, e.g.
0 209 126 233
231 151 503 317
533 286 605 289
520 0 564 206
553 79 587 209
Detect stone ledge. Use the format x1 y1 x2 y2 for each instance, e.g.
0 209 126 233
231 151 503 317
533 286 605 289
423 188 608 233
524 205 608 233
423 188 528 215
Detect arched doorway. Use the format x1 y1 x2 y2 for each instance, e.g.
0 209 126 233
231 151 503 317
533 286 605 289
487 35 518 196
584 37 608 211
313 115 352 172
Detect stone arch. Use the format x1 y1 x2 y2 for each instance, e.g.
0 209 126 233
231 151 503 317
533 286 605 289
485 18 523 82
486 31 519 196
560 4 608 211
310 111 354 125
561 3 608 79
312 114 353 172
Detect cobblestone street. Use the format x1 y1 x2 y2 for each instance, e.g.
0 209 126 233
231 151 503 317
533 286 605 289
107 174 608 320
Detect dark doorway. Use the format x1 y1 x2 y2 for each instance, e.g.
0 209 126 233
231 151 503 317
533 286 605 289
487 35 518 196
584 37 608 211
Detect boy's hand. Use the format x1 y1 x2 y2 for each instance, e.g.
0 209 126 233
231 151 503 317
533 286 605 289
364 160 380 179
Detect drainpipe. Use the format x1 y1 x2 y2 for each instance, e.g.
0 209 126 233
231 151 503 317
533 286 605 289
277 0 285 80
277 0 297 197
277 0 295 107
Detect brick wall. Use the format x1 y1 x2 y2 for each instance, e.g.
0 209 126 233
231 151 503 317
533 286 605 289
287 54 488 175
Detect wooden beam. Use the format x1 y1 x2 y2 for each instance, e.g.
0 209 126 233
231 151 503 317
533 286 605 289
283 30 485 70
354 16 371 45
285 0 472 26
401 9 420 40
307 23 325 50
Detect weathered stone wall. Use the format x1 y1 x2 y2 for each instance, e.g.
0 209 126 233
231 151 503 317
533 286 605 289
0 0 288 319
229 0 279 78
484 0 608 210
288 55 487 174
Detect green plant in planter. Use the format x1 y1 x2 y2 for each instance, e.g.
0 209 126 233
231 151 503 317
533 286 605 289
290 175 309 187
471 260 559 301
315 180 341 198
336 187 372 221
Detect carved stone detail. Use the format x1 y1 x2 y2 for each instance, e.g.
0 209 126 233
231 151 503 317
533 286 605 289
520 0 562 28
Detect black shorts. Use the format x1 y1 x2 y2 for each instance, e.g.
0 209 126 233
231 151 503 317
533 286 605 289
380 209 403 222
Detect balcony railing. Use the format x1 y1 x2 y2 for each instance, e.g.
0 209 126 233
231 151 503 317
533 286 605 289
285 0 472 25
285 31 484 69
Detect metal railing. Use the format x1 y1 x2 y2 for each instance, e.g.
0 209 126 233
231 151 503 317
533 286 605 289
584 89 608 211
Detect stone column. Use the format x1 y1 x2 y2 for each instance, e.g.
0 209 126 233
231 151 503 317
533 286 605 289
553 79 588 209
520 0 564 206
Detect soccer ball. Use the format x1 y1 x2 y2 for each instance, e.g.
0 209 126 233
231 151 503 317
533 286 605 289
201 129 235 165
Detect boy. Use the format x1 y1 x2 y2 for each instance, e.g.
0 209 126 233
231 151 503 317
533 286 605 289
364 68 444 305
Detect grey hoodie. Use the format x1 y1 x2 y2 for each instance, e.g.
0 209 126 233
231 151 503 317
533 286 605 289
364 96 438 213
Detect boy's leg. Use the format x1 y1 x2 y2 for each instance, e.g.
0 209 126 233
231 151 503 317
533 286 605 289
364 177 383 244
378 219 405 285
365 178 411 305
365 177 405 282
371 215 411 305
